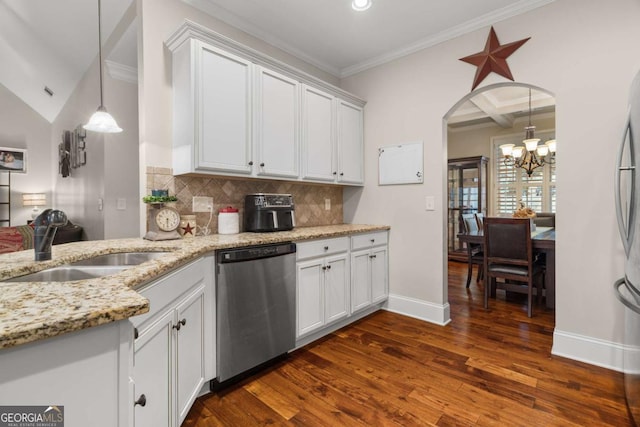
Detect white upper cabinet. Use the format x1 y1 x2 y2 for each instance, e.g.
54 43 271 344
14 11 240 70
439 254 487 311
173 40 253 175
337 100 364 185
254 67 299 179
301 85 336 182
167 23 365 185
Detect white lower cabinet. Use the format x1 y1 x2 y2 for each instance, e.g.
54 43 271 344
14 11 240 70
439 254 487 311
131 256 214 427
296 237 349 337
296 232 388 341
133 310 173 427
351 232 389 313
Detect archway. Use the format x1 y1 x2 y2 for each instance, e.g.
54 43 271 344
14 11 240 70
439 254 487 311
442 82 556 317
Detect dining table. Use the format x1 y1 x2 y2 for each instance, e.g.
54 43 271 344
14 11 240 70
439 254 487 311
457 226 556 309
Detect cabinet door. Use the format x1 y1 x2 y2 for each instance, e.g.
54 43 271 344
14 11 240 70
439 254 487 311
302 85 336 182
255 67 299 178
297 259 325 337
337 99 364 185
351 250 371 313
133 310 173 427
370 247 388 304
175 285 206 426
324 254 349 324
198 43 253 174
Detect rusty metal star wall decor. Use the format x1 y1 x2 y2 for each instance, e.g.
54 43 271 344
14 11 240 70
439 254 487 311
459 26 530 91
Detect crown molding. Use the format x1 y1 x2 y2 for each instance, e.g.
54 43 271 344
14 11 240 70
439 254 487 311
340 0 556 77
105 60 138 84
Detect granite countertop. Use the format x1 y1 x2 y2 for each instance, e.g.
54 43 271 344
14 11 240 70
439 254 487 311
0 224 389 350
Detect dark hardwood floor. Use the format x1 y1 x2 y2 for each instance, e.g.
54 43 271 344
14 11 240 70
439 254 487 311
183 261 631 426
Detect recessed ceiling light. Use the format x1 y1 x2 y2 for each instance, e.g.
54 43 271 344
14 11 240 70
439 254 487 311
352 0 372 12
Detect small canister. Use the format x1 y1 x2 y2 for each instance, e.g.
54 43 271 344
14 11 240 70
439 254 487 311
218 206 239 235
179 215 197 238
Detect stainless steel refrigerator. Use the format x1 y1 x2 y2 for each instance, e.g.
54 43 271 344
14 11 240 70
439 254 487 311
615 69 640 426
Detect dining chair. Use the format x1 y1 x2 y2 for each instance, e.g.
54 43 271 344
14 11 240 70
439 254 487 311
475 212 484 229
461 213 483 288
483 217 544 317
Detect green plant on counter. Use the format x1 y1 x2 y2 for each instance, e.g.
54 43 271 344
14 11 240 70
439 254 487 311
142 195 178 204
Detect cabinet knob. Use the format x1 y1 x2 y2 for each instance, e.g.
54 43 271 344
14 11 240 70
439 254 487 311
134 328 139 340
326 265 331 270
322 266 327 271
332 171 337 175
260 162 265 167
134 394 147 407
173 318 187 331
340 172 344 176
248 161 254 166
324 246 329 251
369 254 377 259
370 239 375 243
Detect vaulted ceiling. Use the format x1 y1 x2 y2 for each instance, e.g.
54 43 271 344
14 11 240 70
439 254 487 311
0 0 555 124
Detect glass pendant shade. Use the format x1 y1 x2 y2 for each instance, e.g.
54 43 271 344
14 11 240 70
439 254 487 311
536 144 549 156
524 138 540 152
512 146 525 158
84 106 122 133
546 139 557 153
500 144 514 156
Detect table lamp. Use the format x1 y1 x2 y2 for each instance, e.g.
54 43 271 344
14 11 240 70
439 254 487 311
23 193 47 220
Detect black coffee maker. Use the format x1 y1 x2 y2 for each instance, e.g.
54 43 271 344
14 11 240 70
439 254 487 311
244 193 295 232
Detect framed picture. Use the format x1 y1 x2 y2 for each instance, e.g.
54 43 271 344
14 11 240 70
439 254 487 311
0 147 26 173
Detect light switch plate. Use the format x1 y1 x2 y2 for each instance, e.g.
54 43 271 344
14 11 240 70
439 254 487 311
425 196 435 211
325 198 331 210
116 198 126 210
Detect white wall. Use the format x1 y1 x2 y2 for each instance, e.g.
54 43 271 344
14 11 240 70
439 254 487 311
0 83 53 226
341 0 640 368
52 41 140 240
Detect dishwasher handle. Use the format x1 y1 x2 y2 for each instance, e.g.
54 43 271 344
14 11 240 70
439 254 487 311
218 242 296 263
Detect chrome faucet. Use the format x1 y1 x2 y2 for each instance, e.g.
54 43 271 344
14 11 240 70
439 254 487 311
33 209 68 261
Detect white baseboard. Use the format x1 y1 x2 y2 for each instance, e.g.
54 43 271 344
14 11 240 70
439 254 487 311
552 329 625 372
384 293 451 326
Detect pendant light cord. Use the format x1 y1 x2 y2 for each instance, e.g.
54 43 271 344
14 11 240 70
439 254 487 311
97 0 104 108
528 88 532 127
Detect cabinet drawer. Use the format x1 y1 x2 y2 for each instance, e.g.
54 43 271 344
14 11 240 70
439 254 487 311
351 231 388 250
297 237 349 260
131 258 205 329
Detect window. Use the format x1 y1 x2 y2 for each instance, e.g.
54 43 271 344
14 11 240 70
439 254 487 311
493 134 556 216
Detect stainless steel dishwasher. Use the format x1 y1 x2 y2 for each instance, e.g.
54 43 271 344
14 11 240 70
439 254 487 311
215 242 296 384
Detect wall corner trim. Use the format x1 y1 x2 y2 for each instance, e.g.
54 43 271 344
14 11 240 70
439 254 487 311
384 294 451 326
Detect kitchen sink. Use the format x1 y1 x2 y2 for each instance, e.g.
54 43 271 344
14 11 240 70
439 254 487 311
3 251 171 282
4 266 129 282
69 251 169 266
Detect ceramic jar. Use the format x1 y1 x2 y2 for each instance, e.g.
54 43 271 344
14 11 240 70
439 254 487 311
218 206 239 235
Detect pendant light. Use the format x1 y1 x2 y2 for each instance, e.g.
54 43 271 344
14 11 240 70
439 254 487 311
84 0 122 133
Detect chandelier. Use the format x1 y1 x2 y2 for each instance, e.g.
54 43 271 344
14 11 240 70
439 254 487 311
499 89 555 176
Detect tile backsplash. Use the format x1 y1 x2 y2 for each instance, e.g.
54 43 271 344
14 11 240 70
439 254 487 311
146 167 343 234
